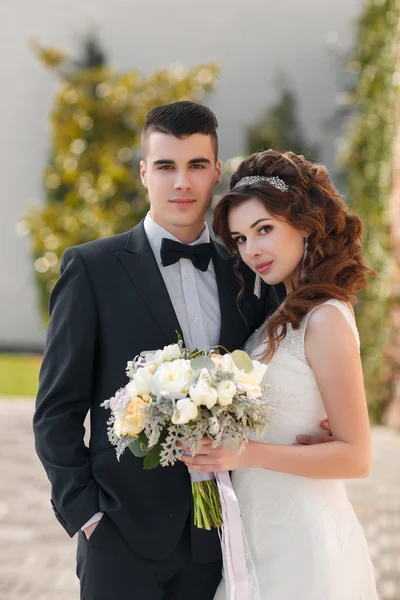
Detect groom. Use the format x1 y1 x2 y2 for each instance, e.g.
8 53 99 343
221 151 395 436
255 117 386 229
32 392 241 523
33 101 331 599
33 101 279 599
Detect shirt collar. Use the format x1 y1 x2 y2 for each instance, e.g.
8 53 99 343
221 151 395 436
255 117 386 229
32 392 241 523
144 212 210 265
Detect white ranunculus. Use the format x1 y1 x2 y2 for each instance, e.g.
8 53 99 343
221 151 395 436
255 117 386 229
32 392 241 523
189 378 218 409
235 360 267 386
133 368 153 395
163 343 182 361
171 398 199 424
151 359 194 397
216 380 237 406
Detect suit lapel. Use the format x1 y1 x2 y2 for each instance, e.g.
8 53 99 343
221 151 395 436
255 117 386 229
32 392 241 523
116 222 183 345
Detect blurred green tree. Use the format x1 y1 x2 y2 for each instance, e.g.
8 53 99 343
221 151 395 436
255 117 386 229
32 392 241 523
22 36 219 321
339 0 399 420
246 88 318 159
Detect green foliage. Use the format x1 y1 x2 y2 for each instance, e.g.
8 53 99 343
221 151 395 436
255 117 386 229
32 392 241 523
23 37 219 321
247 89 318 160
339 0 400 419
0 354 41 397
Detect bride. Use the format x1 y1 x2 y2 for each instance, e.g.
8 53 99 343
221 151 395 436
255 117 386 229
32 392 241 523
181 150 378 599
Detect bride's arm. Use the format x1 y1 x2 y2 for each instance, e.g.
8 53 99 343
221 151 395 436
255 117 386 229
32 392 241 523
181 305 372 479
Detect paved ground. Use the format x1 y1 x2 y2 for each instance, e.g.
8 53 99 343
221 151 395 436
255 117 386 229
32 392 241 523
0 398 399 600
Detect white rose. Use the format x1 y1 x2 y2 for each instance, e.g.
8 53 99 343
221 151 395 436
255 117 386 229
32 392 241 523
235 360 267 386
151 359 194 397
171 398 199 424
144 349 163 363
220 354 236 373
141 350 163 374
189 379 218 409
133 368 153 395
125 379 138 398
216 380 237 406
210 354 224 370
142 361 159 375
237 382 263 399
162 343 182 361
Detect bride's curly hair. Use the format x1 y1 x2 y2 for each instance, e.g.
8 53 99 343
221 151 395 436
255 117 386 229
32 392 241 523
213 149 375 361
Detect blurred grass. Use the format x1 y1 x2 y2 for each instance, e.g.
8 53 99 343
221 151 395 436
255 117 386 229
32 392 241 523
0 354 41 397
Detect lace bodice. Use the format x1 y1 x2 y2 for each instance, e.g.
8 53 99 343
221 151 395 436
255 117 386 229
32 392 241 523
244 299 360 445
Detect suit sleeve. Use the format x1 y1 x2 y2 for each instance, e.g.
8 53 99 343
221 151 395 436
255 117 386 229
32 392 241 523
33 247 100 537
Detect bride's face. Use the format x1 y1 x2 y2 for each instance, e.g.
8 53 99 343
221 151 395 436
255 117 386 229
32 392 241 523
228 197 307 292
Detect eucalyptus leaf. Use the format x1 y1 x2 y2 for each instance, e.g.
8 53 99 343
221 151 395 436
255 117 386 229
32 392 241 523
231 349 254 373
191 356 215 372
128 438 148 458
143 446 161 470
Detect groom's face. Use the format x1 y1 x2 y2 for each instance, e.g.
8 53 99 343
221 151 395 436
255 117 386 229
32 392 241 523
140 132 222 240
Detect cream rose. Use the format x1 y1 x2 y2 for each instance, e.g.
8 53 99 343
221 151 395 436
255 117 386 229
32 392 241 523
171 398 199 424
115 396 148 437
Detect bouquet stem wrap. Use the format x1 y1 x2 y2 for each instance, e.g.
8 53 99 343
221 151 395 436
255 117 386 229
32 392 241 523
189 469 250 600
189 470 223 530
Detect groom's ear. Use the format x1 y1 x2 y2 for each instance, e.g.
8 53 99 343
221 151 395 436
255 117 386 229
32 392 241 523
140 160 148 188
215 159 222 187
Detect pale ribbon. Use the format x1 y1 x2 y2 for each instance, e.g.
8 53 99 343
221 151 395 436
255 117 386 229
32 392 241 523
189 469 250 600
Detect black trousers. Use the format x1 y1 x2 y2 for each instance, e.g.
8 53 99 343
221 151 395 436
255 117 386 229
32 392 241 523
76 514 222 600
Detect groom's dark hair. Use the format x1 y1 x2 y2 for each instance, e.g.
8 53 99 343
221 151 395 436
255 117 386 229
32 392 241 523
141 101 219 158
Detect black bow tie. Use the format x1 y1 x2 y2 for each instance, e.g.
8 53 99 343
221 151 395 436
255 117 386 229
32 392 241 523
160 238 212 272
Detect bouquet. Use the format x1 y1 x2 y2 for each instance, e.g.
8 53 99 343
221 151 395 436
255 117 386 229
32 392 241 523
102 339 269 530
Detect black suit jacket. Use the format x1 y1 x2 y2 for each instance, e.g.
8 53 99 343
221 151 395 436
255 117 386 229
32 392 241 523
33 220 279 562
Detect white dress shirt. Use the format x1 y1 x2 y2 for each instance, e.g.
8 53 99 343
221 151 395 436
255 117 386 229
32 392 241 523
143 212 221 350
82 213 221 532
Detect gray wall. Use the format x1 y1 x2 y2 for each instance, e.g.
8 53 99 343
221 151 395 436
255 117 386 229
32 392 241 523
0 0 364 349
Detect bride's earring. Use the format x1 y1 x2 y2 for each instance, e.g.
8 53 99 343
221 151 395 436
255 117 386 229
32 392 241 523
254 273 262 299
300 237 309 283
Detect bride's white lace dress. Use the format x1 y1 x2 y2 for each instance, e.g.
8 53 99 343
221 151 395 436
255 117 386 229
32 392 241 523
214 299 378 600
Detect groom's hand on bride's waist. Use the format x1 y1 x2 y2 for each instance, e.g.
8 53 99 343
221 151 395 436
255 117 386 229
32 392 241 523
296 419 337 445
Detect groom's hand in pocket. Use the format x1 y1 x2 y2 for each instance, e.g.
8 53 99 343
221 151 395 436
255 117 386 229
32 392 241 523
83 520 100 540
296 419 338 445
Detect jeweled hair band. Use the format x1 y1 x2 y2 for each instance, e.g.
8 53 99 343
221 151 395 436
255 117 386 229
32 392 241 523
233 175 289 193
